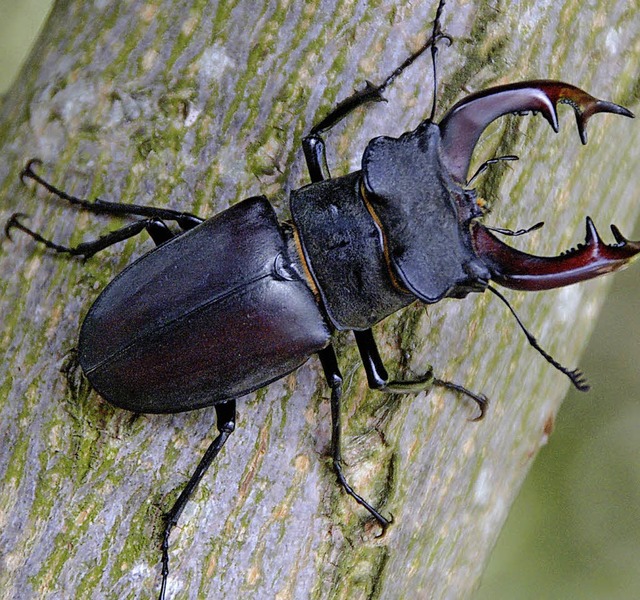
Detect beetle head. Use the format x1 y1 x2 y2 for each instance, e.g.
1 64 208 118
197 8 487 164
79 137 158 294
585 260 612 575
362 121 492 303
437 80 640 291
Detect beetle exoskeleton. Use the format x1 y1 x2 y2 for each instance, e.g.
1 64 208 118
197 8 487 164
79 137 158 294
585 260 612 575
6 1 639 598
79 196 331 413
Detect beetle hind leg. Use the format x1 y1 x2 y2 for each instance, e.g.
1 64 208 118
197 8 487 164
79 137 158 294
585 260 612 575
158 400 236 600
5 212 161 258
355 329 488 421
318 346 392 532
8 160 204 257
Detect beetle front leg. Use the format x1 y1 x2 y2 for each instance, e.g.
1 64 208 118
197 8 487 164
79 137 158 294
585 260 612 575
303 4 449 184
303 80 392 182
318 346 391 531
158 399 236 600
354 329 487 421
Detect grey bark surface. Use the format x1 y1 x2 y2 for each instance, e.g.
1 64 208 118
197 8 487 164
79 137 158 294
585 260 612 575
0 1 638 599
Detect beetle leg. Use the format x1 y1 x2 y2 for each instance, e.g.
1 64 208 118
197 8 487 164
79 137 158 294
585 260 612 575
303 79 396 181
5 213 162 258
8 161 205 256
302 0 449 183
158 400 236 600
354 329 487 421
5 212 197 258
302 135 331 182
19 159 203 230
146 216 206 246
146 219 177 246
318 345 392 530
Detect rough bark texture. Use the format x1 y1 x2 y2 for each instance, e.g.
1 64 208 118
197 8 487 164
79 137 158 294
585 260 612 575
0 1 638 599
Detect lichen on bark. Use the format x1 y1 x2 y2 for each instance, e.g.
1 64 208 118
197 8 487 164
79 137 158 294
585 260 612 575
0 1 638 599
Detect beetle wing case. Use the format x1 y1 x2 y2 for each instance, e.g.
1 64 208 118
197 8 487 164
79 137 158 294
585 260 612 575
78 197 330 413
362 121 490 302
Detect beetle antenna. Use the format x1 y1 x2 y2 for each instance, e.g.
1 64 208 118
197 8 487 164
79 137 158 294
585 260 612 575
487 285 590 392
484 221 544 237
429 0 446 121
374 0 450 99
466 155 519 187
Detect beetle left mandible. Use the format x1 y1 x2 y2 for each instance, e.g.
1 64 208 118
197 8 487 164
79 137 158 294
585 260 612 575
5 1 639 597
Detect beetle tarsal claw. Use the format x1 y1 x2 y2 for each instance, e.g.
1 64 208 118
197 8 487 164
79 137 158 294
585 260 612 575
432 378 488 421
20 158 43 184
373 512 394 538
4 213 31 240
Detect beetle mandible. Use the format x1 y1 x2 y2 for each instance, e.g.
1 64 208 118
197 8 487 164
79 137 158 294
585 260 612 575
5 1 639 598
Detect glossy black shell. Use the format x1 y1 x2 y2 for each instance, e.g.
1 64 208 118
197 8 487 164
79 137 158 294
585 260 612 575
78 197 330 413
291 172 413 331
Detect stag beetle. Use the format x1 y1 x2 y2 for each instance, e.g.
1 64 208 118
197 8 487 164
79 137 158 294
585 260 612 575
6 0 639 597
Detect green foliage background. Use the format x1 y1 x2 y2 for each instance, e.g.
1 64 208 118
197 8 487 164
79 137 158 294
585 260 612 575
1 1 638 598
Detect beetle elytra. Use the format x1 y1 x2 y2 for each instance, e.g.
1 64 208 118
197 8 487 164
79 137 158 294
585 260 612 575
6 1 639 597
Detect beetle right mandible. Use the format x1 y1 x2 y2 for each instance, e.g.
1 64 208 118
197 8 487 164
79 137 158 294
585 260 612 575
6 0 639 597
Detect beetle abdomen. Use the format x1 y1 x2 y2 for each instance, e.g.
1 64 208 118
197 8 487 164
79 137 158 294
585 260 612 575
78 197 330 413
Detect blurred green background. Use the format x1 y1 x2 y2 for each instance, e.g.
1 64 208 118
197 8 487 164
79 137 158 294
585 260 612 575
1 1 638 598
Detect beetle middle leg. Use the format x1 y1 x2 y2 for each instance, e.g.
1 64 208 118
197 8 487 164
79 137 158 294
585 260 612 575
6 160 203 257
354 329 487 421
318 345 392 530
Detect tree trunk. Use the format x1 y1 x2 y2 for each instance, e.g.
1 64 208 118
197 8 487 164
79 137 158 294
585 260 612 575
1 1 638 599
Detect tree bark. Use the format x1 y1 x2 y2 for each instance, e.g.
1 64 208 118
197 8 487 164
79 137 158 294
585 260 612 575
0 1 638 599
